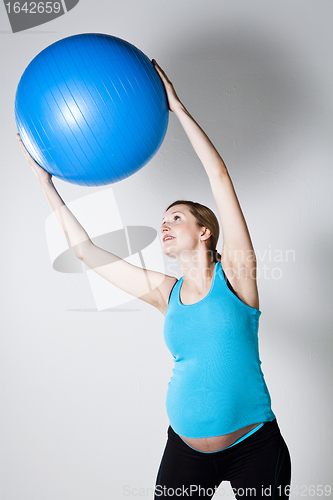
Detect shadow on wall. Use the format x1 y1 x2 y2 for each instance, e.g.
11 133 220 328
160 26 310 174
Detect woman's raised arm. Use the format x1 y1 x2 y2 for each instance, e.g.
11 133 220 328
18 134 175 312
153 62 259 309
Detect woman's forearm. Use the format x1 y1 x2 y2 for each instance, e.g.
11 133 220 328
152 62 227 179
174 103 227 178
39 178 91 259
18 133 91 259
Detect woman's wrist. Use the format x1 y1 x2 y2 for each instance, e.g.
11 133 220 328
38 177 54 189
173 101 187 117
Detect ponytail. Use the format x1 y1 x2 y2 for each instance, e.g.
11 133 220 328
213 249 222 263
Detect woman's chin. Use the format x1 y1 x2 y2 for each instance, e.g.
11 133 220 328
163 247 178 259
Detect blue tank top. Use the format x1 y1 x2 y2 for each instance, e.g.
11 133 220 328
163 261 276 438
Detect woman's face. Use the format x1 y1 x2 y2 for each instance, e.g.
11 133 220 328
160 204 205 259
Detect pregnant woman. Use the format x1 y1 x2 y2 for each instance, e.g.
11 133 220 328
18 60 291 499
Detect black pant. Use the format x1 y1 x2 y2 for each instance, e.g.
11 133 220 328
154 419 291 499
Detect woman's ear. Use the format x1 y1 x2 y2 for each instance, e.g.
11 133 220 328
200 227 212 242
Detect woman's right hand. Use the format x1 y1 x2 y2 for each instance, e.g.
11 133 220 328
17 133 52 183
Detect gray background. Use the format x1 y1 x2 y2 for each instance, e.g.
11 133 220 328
1 0 332 498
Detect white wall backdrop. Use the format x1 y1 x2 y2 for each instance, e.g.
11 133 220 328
1 1 332 499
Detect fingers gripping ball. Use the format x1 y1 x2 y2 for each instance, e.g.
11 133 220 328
15 34 169 186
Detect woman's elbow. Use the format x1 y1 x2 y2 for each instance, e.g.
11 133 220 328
71 240 91 261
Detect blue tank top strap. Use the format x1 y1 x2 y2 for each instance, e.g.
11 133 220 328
167 279 179 305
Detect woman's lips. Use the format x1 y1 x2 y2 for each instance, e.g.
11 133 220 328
163 235 175 242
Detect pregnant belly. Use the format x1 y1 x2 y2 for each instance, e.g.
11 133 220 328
166 372 249 438
180 422 262 452
166 362 266 446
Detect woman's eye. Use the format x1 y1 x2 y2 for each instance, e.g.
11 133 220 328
174 215 180 220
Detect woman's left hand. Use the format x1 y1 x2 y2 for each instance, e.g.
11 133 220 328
152 60 183 113
17 133 52 184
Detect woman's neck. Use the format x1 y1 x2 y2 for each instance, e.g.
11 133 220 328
180 259 216 293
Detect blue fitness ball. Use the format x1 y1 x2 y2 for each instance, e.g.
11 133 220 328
15 33 169 186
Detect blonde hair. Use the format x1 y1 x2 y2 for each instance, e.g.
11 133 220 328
165 200 221 263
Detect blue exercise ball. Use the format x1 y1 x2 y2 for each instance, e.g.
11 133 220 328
15 33 169 186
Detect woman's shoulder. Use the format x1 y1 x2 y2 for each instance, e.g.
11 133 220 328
218 261 260 312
